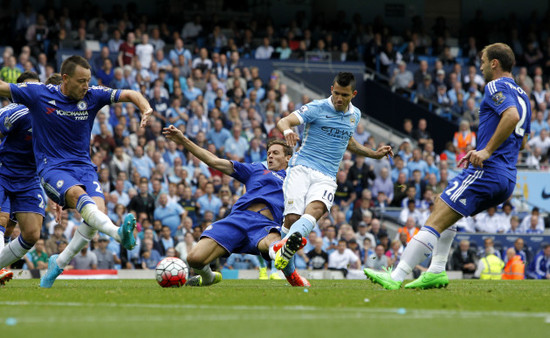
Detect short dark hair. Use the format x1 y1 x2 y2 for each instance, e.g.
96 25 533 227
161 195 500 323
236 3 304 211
333 72 356 91
16 71 40 83
45 73 63 85
60 55 91 77
482 43 515 72
267 139 293 157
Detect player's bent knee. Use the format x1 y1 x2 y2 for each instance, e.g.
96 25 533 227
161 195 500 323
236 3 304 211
186 250 207 268
20 226 40 244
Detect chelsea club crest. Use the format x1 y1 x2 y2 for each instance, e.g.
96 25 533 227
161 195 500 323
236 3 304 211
77 100 88 110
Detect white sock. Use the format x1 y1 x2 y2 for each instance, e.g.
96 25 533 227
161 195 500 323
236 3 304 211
427 225 457 274
391 226 440 282
194 264 215 284
57 222 97 268
0 236 34 268
0 229 4 252
80 202 120 242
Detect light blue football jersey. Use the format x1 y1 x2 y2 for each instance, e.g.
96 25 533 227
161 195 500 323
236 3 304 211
290 97 361 179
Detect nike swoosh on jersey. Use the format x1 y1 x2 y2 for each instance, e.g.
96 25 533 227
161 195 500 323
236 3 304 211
542 188 550 199
325 115 338 118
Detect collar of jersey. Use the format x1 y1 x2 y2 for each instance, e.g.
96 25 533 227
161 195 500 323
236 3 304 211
327 96 353 114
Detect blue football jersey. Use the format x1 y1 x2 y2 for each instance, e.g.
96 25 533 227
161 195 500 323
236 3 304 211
9 83 121 173
479 77 531 180
0 103 36 178
291 97 361 179
230 161 286 224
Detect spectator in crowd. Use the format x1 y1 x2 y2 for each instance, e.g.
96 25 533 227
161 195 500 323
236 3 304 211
397 216 420 243
306 237 329 270
328 239 360 277
502 247 525 280
27 239 48 270
322 225 339 255
529 243 550 279
506 215 522 234
94 235 119 269
416 74 436 102
450 240 477 278
474 206 506 233
156 225 178 256
118 32 136 67
366 244 389 271
390 60 414 95
140 238 162 269
480 237 503 260
520 207 544 233
386 239 403 267
474 247 504 279
70 243 98 270
45 224 67 256
128 179 156 221
154 193 186 236
453 119 476 156
347 155 375 193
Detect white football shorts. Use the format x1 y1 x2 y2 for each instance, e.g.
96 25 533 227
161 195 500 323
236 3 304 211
283 165 337 216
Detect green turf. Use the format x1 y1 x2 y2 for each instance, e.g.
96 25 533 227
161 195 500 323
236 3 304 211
1 279 549 337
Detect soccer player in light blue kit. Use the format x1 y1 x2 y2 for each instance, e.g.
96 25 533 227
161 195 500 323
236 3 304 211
0 71 44 285
0 55 154 288
274 72 393 272
163 125 310 287
365 43 532 289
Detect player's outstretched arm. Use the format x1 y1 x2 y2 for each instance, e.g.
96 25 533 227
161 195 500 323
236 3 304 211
0 79 12 98
458 107 520 169
277 113 301 147
163 125 234 175
347 137 394 159
118 89 154 128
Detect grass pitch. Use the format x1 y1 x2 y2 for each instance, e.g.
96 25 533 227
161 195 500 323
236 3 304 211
1 279 549 337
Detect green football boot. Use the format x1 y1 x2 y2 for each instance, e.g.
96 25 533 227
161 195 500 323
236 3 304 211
404 271 449 289
363 267 402 290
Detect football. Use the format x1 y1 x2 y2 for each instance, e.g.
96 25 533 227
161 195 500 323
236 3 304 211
155 257 189 288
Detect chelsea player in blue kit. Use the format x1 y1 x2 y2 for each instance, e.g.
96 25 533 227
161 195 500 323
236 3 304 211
365 43 532 290
274 72 393 272
0 71 44 285
163 125 310 287
0 55 154 288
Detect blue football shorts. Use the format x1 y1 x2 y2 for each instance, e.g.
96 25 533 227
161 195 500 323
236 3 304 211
440 167 515 218
0 175 46 217
40 164 104 208
201 210 281 257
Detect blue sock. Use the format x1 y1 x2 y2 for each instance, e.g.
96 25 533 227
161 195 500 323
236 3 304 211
258 255 267 269
285 214 316 239
282 256 296 277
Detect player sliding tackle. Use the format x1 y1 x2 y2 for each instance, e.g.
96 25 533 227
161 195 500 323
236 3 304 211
163 125 310 287
0 56 154 288
364 43 531 290
274 72 393 280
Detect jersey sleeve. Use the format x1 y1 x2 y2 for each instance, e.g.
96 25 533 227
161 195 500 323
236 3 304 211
89 86 122 107
292 103 318 124
485 81 516 116
9 82 41 106
230 161 257 183
0 105 28 136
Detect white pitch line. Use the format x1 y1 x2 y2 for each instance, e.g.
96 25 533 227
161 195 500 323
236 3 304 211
1 301 548 320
